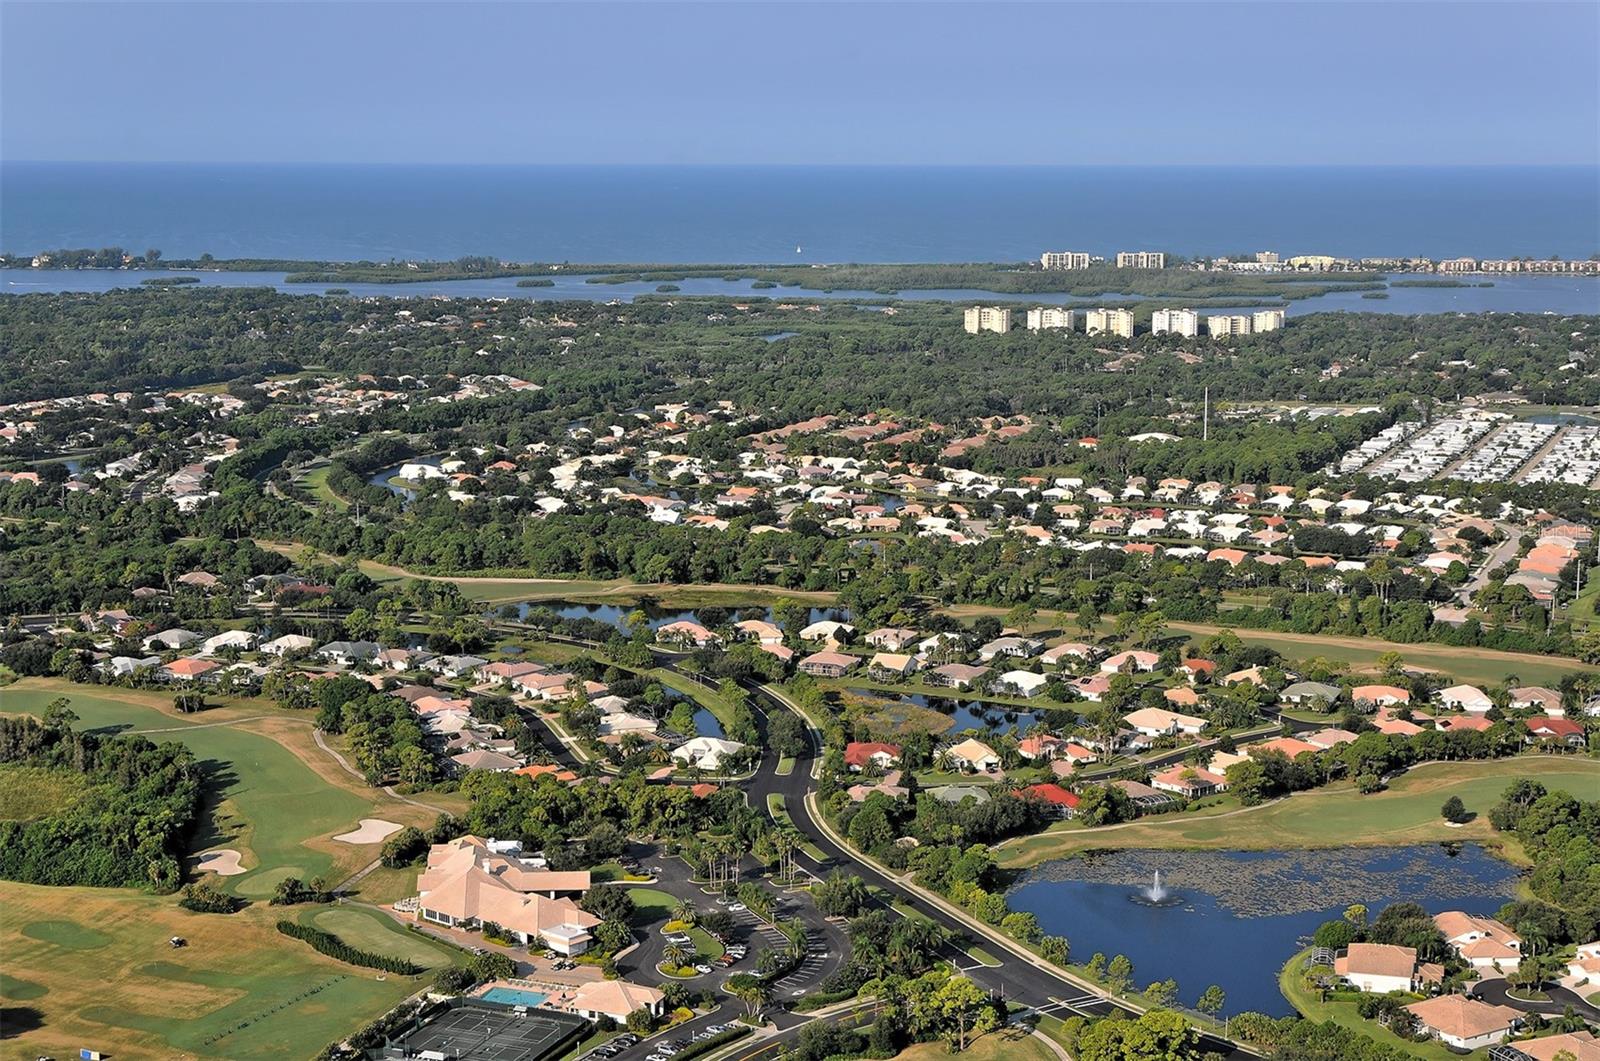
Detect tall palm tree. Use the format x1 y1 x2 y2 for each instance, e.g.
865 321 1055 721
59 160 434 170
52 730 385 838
671 898 697 926
663 942 692 969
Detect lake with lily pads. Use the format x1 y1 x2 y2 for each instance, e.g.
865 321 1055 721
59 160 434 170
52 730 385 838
1005 845 1519 1017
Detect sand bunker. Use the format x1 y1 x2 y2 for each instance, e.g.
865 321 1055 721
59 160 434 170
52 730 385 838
333 818 404 845
196 849 246 876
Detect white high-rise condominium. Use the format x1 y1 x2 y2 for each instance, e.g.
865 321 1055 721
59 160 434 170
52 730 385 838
1116 251 1166 269
964 306 1013 334
1206 314 1253 338
1026 307 1077 331
1040 251 1092 271
1151 308 1198 337
1084 307 1135 339
1252 309 1286 333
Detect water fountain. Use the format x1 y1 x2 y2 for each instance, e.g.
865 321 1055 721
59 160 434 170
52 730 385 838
1130 868 1182 908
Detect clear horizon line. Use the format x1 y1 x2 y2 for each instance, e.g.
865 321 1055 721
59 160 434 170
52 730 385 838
5 159 1599 170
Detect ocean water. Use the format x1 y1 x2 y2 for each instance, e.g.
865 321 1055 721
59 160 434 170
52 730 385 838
3 162 1597 263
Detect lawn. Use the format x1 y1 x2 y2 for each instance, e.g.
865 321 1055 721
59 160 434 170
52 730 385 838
627 887 680 926
997 757 1600 869
298 463 350 512
1 881 443 1061
300 904 458 969
0 681 390 897
1278 948 1471 1060
0 763 95 821
894 1025 1057 1061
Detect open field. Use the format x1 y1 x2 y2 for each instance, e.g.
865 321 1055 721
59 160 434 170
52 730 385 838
1 881 447 1060
996 757 1600 869
297 463 350 512
0 763 94 821
1278 948 1468 1060
0 681 420 897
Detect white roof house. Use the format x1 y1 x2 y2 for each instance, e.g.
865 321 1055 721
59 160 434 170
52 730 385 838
671 736 747 771
994 670 1050 698
1438 684 1495 714
199 630 258 655
260 634 317 656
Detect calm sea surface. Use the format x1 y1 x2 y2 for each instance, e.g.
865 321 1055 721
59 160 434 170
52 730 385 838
3 162 1598 262
4 267 1597 316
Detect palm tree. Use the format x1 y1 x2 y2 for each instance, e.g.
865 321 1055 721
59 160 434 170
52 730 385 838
663 943 692 970
671 898 697 926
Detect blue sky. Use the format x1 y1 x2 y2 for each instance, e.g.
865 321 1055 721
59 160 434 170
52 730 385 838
3 1 1596 166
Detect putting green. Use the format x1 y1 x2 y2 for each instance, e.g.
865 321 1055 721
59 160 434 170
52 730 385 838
21 920 113 950
0 972 48 1000
305 905 455 969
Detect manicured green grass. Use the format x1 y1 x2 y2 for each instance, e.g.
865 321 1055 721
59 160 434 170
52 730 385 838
626 887 680 926
997 757 1600 868
775 755 796 776
302 905 457 969
765 794 829 862
298 464 350 512
649 668 745 736
965 946 1001 967
1279 948 1467 1060
0 763 95 821
3 881 438 1061
0 685 375 897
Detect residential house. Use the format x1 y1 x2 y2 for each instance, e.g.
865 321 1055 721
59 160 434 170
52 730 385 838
415 864 598 954
868 652 919 678
198 630 258 656
1434 911 1523 971
1404 995 1519 1050
1502 1032 1600 1061
944 737 1001 773
1333 943 1438 994
866 627 919 651
1509 686 1564 715
1150 765 1227 798
671 736 747 771
429 654 490 678
1022 782 1080 819
978 636 1043 662
994 670 1049 698
1042 642 1097 666
734 619 785 645
1566 940 1600 983
1017 733 1071 761
927 663 989 689
144 628 202 652
1352 684 1411 708
656 620 722 648
1122 706 1207 737
1527 717 1586 746
798 650 859 678
799 620 855 643
1101 650 1159 674
260 633 317 657
319 640 381 665
1281 681 1341 707
844 741 901 772
161 657 221 683
451 749 522 773
1438 684 1495 714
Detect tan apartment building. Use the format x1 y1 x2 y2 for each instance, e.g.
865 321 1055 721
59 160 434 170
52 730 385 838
1084 307 1135 338
964 305 1013 334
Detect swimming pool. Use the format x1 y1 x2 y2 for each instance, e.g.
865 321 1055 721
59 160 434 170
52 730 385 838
481 986 549 1008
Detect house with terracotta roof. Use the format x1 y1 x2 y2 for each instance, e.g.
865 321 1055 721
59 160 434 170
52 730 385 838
1509 685 1563 715
1527 717 1586 746
866 627 920 651
1373 715 1425 736
844 741 901 772
1505 1031 1600 1061
1405 995 1519 1050
1333 943 1438 994
1017 733 1070 761
1567 940 1600 983
1352 684 1411 707
945 737 1000 773
553 979 666 1024
798 650 859 678
656 620 721 648
161 657 221 683
1434 911 1523 971
927 663 988 689
415 838 597 953
1022 782 1080 819
1249 736 1321 760
734 619 784 645
1042 641 1097 666
1163 686 1202 708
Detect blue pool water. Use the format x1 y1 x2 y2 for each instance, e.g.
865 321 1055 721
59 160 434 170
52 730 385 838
481 986 549 1008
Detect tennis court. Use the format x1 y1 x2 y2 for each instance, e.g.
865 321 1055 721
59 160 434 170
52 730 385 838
385 999 587 1061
